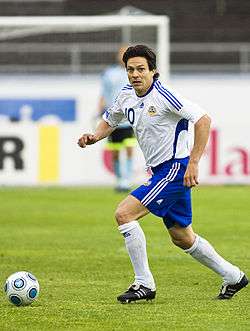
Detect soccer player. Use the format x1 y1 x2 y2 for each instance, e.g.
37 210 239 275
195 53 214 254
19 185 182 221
78 45 248 303
96 46 136 192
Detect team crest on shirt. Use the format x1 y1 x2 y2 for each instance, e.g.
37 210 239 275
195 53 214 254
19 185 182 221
147 106 157 116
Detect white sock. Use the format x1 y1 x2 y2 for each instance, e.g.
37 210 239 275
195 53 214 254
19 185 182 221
185 234 242 284
118 221 156 290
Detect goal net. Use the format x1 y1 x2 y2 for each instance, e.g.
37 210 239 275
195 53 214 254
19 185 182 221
0 14 169 79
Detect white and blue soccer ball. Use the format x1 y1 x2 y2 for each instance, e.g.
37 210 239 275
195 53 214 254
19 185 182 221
4 271 40 306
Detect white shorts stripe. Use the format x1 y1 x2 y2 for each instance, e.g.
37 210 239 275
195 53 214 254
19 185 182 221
142 162 180 206
143 163 180 206
141 162 178 205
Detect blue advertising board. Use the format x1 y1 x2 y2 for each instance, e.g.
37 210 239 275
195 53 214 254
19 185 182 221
0 99 76 121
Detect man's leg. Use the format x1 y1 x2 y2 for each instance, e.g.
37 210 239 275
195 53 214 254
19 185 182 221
112 150 121 189
115 195 156 302
168 224 248 298
106 130 124 192
123 146 133 189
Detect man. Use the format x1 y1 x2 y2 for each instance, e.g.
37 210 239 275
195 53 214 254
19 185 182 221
96 46 136 192
78 45 248 303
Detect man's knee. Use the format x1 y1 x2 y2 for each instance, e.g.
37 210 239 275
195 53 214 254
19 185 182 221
115 204 130 225
115 195 149 226
169 226 195 250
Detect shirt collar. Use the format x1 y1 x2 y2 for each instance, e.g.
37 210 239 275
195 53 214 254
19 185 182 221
136 80 156 98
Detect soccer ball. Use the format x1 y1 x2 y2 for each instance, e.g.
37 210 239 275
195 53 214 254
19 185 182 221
4 271 40 306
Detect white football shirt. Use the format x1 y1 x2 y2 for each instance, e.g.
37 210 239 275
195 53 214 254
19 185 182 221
103 79 206 167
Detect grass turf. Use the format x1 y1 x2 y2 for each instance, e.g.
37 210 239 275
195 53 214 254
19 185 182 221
0 186 249 330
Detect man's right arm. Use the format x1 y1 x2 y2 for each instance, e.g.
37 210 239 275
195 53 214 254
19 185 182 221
78 119 114 148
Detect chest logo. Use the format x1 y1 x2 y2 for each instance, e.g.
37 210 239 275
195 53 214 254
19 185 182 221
147 106 157 116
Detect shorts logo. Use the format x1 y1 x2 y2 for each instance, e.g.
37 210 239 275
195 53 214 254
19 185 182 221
148 106 157 116
144 180 152 186
156 199 163 205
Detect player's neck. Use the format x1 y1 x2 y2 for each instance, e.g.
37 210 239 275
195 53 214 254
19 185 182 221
135 80 155 97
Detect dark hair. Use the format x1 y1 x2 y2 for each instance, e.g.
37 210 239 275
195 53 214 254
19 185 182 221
122 44 160 79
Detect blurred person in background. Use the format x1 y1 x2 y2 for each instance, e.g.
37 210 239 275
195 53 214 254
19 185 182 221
96 46 136 192
79 45 248 303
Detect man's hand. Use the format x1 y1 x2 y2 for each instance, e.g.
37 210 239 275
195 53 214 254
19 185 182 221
78 120 114 148
183 161 199 187
78 133 97 148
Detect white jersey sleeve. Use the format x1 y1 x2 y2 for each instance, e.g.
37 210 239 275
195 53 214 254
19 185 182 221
102 91 126 128
177 98 206 123
154 80 207 123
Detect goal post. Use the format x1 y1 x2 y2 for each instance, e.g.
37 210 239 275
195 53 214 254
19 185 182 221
0 14 170 186
0 15 170 79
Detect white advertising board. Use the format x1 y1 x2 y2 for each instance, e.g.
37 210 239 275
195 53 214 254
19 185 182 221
0 74 249 185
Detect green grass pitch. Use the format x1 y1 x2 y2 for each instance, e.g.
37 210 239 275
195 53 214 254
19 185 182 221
0 186 249 331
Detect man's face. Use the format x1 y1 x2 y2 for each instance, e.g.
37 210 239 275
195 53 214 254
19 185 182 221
126 57 155 96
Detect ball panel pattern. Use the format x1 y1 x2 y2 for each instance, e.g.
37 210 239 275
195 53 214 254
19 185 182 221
13 278 26 290
28 288 38 299
10 295 22 306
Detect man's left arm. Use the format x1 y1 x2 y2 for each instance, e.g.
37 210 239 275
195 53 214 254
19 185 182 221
184 114 211 187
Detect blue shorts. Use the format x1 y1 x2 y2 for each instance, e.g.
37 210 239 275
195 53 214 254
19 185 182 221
131 157 192 229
